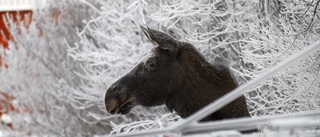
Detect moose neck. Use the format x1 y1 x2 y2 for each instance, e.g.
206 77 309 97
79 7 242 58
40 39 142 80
165 42 238 118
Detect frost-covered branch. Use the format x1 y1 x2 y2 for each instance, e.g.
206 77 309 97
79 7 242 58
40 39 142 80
0 0 319 136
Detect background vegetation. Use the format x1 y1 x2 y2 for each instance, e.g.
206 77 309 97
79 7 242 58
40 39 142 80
0 0 319 136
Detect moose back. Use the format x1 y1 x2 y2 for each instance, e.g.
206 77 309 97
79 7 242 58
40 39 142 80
104 26 251 121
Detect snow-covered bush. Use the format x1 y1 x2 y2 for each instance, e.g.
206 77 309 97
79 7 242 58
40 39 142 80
0 1 113 136
0 0 319 136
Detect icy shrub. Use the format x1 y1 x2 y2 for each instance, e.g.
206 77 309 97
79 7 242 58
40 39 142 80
0 0 319 136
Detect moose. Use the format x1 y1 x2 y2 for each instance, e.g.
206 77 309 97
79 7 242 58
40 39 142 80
105 26 251 123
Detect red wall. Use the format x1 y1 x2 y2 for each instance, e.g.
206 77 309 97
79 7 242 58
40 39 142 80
0 11 32 129
0 11 32 68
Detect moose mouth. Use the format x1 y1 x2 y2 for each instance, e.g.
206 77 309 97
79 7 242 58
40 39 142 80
118 101 134 115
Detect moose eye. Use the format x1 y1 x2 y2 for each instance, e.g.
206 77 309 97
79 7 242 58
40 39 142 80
167 39 173 44
145 58 157 71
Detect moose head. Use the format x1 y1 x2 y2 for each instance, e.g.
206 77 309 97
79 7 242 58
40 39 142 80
104 26 250 121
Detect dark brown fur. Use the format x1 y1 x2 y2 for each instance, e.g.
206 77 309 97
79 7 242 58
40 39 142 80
105 26 251 122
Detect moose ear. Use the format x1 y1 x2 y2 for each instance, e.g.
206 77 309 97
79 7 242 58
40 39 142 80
140 26 158 46
140 26 179 55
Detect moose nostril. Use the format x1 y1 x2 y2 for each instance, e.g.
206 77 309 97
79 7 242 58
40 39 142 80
110 106 117 114
105 98 118 114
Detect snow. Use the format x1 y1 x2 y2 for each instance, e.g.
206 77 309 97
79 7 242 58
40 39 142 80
185 130 320 137
269 118 320 129
0 114 12 124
